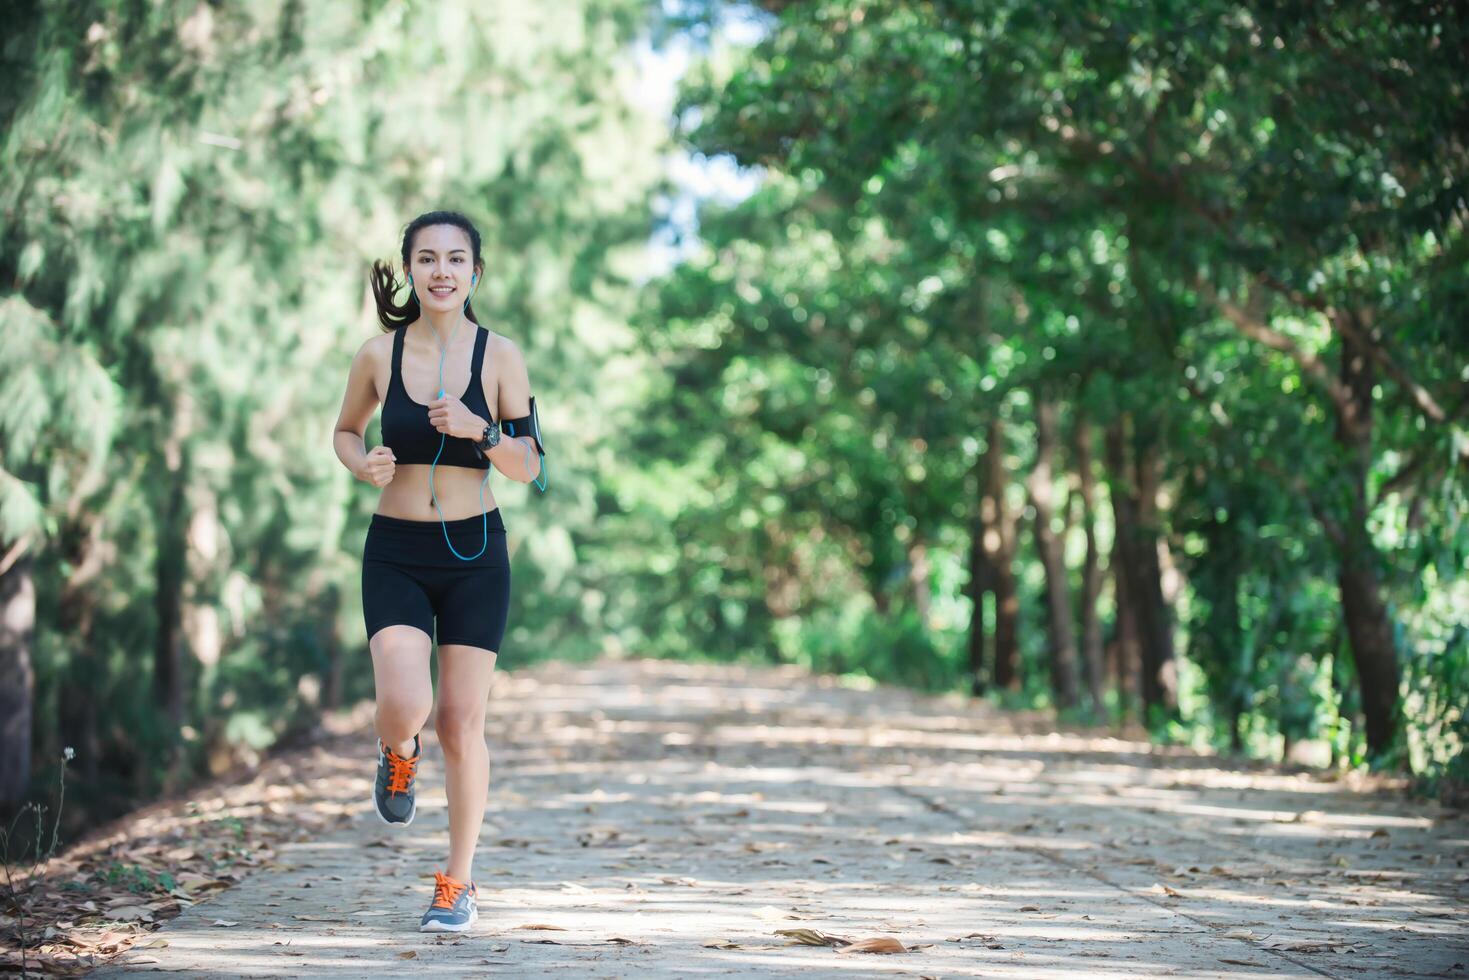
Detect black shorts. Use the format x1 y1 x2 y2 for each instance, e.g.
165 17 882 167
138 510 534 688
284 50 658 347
361 511 511 652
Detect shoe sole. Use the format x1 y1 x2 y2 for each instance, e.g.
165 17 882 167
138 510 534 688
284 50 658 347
420 907 478 933
370 790 416 827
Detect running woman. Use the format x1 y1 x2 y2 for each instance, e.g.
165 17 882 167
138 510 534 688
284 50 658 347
332 211 546 932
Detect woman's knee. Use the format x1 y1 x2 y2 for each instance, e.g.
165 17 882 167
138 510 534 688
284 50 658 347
434 702 487 756
371 629 433 733
376 696 432 738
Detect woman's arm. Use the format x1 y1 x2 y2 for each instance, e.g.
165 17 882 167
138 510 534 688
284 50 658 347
482 338 543 484
333 338 395 486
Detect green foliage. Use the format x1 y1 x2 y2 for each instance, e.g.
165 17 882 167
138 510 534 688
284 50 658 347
613 0 1469 776
1 0 670 827
100 861 176 896
3 0 1467 834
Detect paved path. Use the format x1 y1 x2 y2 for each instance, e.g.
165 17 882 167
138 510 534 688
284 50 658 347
94 658 1468 977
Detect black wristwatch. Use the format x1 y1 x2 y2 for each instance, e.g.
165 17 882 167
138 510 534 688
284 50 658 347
475 420 501 453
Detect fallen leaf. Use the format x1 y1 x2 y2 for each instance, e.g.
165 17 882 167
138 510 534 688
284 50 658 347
212 919 239 927
838 936 907 954
515 923 568 931
397 950 417 959
703 938 741 948
1259 934 1365 953
775 928 851 947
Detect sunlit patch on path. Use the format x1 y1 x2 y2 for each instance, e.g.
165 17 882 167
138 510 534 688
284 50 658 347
88 658 1468 978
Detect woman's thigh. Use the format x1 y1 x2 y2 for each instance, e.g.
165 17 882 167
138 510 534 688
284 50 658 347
432 558 510 654
363 559 435 645
371 625 433 714
364 559 435 713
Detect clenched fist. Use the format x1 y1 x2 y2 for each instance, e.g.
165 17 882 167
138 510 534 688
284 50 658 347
359 445 396 487
427 395 485 441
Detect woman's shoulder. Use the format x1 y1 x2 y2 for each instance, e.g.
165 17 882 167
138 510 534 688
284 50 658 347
353 329 395 366
483 329 526 368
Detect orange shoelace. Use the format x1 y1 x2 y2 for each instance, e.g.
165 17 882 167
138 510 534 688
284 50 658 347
385 747 420 796
431 871 468 910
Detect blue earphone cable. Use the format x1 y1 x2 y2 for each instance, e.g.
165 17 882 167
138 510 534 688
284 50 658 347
421 273 490 561
411 272 547 561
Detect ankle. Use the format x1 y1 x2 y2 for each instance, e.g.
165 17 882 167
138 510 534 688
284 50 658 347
382 734 419 758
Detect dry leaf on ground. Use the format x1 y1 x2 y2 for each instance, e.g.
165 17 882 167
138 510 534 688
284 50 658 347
838 936 907 954
775 928 852 947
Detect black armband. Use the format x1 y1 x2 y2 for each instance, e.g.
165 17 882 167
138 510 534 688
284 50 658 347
501 396 546 456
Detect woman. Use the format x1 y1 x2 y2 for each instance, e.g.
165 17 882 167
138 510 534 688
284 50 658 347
332 210 545 933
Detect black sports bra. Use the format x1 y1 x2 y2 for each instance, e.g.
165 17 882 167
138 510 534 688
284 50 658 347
380 325 493 469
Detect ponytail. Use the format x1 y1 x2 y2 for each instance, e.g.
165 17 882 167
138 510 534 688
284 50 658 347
370 259 418 332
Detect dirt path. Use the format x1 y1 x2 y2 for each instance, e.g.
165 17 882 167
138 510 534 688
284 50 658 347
88 658 1466 978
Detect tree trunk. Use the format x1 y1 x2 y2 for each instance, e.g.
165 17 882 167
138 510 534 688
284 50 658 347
1072 415 1105 715
57 516 106 785
1109 532 1141 721
965 493 991 695
983 419 1020 690
154 461 188 731
1028 397 1080 710
321 583 344 709
0 549 36 806
1330 320 1402 757
1133 437 1179 716
1200 516 1246 754
1104 418 1176 722
907 539 932 625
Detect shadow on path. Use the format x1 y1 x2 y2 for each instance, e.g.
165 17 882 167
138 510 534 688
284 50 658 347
88 658 1468 978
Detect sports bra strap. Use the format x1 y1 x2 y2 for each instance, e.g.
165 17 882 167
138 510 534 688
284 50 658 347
470 327 491 420
391 324 406 380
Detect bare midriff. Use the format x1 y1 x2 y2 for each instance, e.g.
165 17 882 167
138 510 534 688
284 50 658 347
375 463 499 522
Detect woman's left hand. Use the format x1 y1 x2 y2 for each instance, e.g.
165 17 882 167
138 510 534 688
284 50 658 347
427 395 484 441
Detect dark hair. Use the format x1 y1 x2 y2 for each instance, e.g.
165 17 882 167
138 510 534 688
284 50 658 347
369 210 484 331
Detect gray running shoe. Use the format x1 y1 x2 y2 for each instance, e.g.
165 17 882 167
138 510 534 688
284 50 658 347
372 735 420 826
420 871 478 933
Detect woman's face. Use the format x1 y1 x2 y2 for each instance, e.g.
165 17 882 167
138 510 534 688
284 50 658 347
406 224 479 314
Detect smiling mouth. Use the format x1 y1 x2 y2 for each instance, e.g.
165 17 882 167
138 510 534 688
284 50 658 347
428 286 456 296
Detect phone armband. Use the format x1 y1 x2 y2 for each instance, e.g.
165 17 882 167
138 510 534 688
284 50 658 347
501 396 545 456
